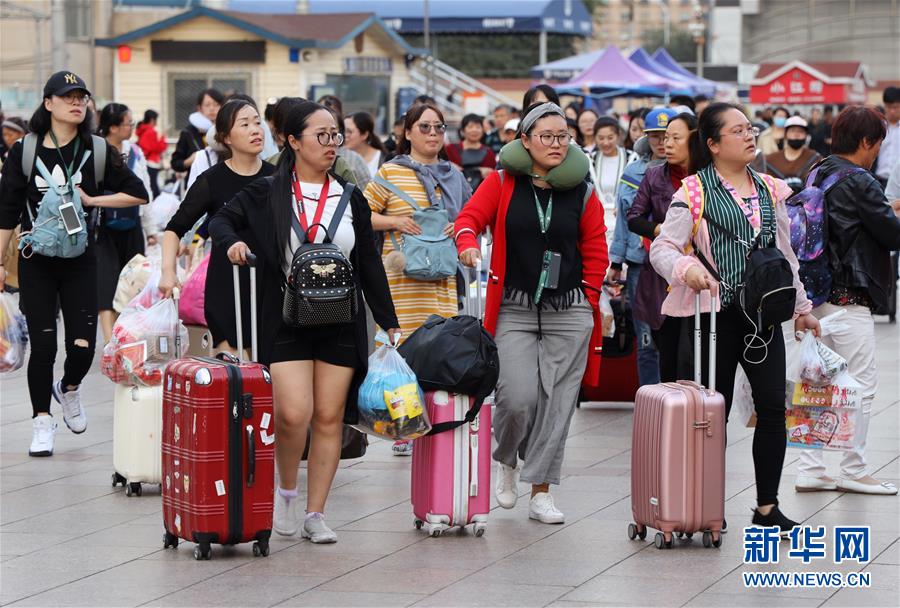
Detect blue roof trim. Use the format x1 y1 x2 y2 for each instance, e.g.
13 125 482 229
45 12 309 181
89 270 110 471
96 6 422 54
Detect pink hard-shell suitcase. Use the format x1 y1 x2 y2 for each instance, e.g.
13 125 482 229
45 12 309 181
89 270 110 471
411 392 492 537
629 292 725 550
410 260 491 538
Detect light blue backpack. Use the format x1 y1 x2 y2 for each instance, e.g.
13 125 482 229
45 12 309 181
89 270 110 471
18 133 106 259
373 175 458 281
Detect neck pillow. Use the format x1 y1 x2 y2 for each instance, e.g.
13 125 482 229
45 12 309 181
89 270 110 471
498 140 590 190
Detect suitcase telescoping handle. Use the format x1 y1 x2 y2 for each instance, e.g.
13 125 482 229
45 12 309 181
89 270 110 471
172 286 182 359
232 253 258 363
693 291 718 392
464 258 484 320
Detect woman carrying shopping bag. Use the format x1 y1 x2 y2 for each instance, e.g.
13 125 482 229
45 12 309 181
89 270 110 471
455 102 608 524
364 103 471 456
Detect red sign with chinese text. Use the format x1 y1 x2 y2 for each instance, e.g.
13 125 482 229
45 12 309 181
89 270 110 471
750 66 865 104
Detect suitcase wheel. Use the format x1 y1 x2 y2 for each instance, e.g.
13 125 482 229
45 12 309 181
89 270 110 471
473 523 487 538
163 532 179 549
414 519 423 530
429 528 443 538
627 523 647 541
702 530 722 549
654 532 673 550
194 543 212 560
111 472 127 488
252 541 269 557
675 531 693 542
125 482 142 497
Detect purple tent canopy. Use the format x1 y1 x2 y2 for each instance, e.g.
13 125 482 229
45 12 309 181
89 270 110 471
628 48 698 96
560 45 670 95
651 48 718 96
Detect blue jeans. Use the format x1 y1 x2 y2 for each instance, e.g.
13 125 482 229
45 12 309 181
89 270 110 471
625 264 660 386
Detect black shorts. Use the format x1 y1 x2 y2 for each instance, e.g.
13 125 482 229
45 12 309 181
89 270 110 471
269 322 358 368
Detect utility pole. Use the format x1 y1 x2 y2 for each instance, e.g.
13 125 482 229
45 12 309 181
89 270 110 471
423 0 433 97
688 1 706 78
51 0 66 71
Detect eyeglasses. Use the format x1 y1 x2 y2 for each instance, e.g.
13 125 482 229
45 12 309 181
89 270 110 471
59 92 91 106
302 131 344 146
535 132 572 147
416 122 447 135
727 126 761 140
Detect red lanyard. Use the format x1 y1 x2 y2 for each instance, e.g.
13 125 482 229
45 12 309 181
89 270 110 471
292 171 330 241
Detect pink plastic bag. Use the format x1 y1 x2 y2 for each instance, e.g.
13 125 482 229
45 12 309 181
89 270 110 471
178 254 208 326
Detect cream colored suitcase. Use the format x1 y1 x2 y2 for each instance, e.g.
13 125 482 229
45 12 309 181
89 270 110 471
112 384 163 496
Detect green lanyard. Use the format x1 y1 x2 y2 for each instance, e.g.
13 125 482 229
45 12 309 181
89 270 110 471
48 131 82 192
532 185 553 305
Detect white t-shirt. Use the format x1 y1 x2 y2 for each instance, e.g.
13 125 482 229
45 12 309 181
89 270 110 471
365 151 380 179
284 177 356 276
597 152 623 207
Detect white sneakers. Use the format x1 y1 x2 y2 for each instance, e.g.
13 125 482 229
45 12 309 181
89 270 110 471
392 440 413 456
29 415 57 457
529 492 565 524
301 512 337 544
52 381 87 434
496 462 519 509
273 489 302 536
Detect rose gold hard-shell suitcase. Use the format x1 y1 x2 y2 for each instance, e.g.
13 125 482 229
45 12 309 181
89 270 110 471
629 293 725 549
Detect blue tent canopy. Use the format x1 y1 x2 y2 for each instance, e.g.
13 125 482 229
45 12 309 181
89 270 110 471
306 0 593 35
651 48 719 96
628 48 700 96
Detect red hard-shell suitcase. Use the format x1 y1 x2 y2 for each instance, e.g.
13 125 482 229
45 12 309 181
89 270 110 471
162 257 275 559
628 292 725 550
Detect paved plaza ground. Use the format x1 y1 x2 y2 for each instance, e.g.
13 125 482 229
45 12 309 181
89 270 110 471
1 315 897 607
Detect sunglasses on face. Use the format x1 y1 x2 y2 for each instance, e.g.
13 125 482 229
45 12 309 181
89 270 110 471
416 122 447 135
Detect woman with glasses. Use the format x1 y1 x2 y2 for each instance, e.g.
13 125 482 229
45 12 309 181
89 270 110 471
455 102 608 524
209 101 399 543
0 71 147 457
650 103 820 534
364 103 471 456
95 102 156 343
158 99 274 355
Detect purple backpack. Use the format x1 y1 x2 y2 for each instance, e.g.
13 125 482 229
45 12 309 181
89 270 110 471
786 166 866 305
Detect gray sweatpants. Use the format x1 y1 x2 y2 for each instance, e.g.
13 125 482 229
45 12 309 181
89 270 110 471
492 298 594 485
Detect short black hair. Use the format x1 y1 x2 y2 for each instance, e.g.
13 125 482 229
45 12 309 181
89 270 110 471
694 94 709 103
670 95 695 111
884 86 900 105
196 88 225 107
522 84 560 111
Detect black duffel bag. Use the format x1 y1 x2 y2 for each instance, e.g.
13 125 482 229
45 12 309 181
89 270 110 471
398 313 499 435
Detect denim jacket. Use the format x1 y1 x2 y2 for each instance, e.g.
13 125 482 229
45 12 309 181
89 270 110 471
609 157 652 268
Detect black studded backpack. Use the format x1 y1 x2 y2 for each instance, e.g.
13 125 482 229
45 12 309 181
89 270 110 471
282 183 358 328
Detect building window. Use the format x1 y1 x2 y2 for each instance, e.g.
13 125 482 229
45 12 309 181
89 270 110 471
167 73 251 137
65 0 92 41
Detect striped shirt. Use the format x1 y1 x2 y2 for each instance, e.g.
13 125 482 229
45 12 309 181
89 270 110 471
364 163 457 342
697 165 776 306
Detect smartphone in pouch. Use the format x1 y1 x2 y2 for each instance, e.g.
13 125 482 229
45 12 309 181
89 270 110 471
58 197 84 236
542 251 562 290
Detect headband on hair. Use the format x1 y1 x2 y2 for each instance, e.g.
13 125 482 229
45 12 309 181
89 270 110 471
2 120 25 134
521 102 565 134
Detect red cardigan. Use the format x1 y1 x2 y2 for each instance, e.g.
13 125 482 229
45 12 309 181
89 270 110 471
454 171 610 384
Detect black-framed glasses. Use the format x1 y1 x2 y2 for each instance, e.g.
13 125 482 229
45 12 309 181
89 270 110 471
416 122 447 135
302 131 344 146
535 132 571 147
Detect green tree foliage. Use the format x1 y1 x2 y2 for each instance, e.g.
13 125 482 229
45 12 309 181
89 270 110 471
641 28 697 63
404 34 576 78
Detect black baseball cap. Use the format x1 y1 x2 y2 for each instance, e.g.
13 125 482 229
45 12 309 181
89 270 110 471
43 71 91 98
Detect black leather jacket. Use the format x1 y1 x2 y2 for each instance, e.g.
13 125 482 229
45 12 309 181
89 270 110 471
817 155 900 313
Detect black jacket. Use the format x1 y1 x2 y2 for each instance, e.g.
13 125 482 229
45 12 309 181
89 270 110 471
208 172 399 424
170 124 205 172
817 155 900 313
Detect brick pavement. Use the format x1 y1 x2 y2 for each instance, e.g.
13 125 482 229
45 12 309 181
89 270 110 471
1 315 897 607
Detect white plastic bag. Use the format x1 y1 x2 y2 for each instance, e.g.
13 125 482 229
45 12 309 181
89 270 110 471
102 297 188 386
600 289 615 338
732 366 756 427
146 189 180 234
787 310 849 386
354 333 431 440
0 293 28 373
786 371 863 451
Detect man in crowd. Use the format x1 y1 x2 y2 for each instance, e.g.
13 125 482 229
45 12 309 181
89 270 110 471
875 86 900 187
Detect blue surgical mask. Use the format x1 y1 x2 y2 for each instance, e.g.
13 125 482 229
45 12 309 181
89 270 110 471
774 116 787 128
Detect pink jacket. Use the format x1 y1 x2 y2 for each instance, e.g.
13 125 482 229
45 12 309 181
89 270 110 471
649 173 812 318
